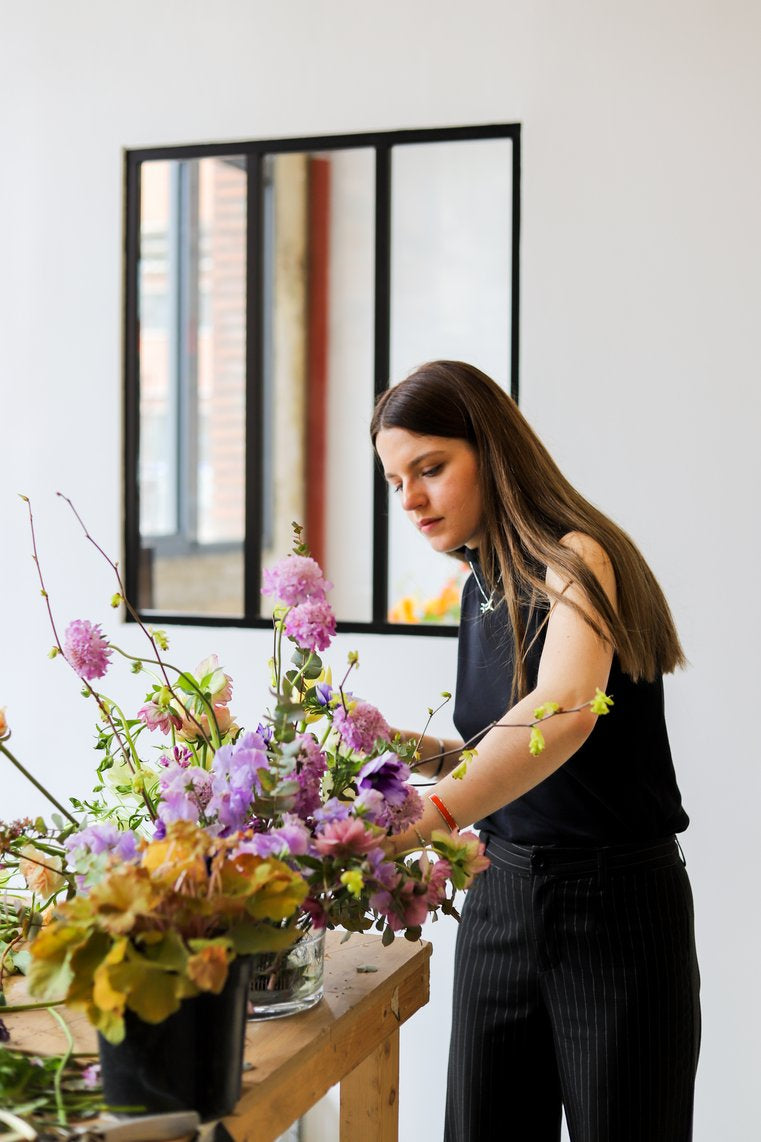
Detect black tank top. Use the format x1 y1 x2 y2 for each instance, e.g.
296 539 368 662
453 554 689 845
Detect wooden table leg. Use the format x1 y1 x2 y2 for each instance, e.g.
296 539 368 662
339 1027 400 1142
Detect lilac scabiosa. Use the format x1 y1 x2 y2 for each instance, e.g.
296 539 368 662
262 554 332 607
357 752 410 806
63 619 112 681
333 701 391 755
284 598 336 653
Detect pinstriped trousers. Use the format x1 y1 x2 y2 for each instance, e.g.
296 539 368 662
444 836 701 1142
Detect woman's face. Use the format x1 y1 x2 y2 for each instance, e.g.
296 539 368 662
375 428 484 552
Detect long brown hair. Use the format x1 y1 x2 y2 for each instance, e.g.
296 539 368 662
371 360 685 698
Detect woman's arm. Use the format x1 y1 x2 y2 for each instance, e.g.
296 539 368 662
389 533 617 852
390 730 465 780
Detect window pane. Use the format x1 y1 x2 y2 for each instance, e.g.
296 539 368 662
137 156 247 617
387 138 513 622
260 149 375 622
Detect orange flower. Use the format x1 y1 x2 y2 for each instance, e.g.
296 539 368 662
18 843 66 898
0 707 8 739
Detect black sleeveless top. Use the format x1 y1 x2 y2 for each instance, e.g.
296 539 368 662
453 555 689 845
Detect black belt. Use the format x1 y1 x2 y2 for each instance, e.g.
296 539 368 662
481 833 683 877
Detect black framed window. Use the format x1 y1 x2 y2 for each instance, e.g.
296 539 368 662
124 124 520 633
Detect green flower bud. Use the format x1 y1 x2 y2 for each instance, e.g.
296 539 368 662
110 593 123 608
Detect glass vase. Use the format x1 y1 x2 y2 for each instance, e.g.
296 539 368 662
248 926 325 1020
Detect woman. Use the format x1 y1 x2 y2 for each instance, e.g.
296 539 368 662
371 361 700 1142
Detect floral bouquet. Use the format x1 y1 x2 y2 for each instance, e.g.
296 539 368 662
0 500 491 1045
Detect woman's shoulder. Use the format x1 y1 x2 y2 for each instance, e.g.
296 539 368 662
548 531 617 608
555 531 613 571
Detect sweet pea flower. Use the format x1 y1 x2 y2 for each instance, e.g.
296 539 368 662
64 823 139 864
333 701 391 755
0 707 8 739
261 554 332 606
63 619 112 681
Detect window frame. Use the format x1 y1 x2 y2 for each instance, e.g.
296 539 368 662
124 123 521 634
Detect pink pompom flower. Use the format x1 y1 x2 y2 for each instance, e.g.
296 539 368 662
333 700 391 755
261 555 332 607
63 619 112 681
284 598 336 653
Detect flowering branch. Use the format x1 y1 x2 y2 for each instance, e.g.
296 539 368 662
56 492 215 747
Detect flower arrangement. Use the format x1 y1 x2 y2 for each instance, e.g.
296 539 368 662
1 499 493 1046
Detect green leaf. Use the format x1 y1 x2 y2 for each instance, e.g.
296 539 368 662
228 924 298 955
528 727 545 756
589 688 614 716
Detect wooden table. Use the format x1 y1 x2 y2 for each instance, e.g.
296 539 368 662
4 932 431 1142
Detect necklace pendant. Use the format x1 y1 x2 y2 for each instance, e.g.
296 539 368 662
480 596 495 614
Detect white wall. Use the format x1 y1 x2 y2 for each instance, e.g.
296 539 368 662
1 2 759 1139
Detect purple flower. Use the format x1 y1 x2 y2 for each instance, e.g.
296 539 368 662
357 752 410 805
314 682 334 706
81 1063 101 1089
354 787 387 824
256 722 274 744
157 762 211 825
236 814 311 858
292 734 327 818
207 730 268 831
313 797 352 825
262 554 333 607
284 599 336 653
63 619 112 681
386 785 424 833
365 847 401 893
333 701 391 755
65 823 139 863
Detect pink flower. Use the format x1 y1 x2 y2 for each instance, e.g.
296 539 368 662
63 619 112 681
371 880 429 932
419 853 453 908
333 701 390 754
262 554 333 607
284 599 336 652
314 816 381 858
138 702 182 734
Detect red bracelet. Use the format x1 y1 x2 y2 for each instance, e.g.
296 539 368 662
429 793 459 832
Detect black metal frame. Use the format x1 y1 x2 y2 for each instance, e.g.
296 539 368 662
124 123 521 634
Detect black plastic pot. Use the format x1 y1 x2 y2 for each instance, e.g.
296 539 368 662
98 956 251 1121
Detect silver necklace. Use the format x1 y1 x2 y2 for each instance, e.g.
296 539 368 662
471 564 497 614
